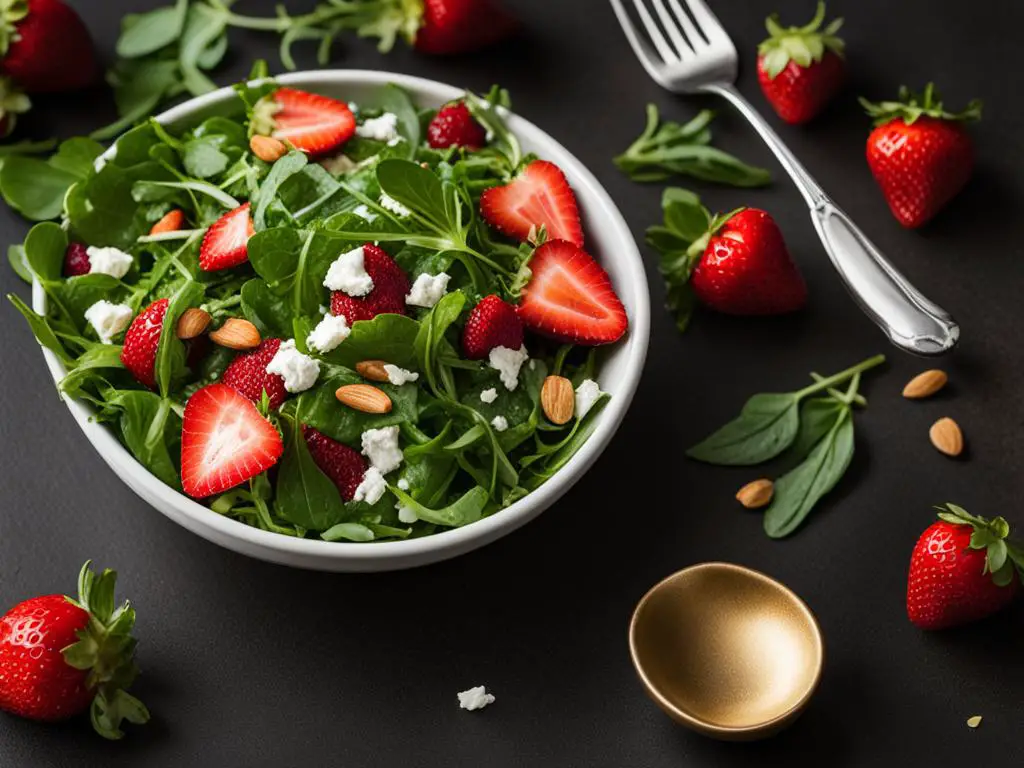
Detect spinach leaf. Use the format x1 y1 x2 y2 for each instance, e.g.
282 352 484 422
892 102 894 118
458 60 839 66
1 158 80 221
67 161 176 248
275 411 347 531
787 397 844 460
23 221 67 281
368 85 420 160
247 228 338 317
55 275 126 330
101 389 182 489
299 372 419 444
182 139 229 179
414 290 466 397
240 279 293 338
323 314 421 370
59 345 126 397
321 522 375 542
7 244 31 284
390 485 489 528
687 393 800 466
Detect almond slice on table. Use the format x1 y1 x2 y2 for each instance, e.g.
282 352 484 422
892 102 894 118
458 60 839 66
336 384 392 414
903 369 948 399
209 318 261 350
929 417 964 457
736 479 774 509
541 375 575 425
355 360 391 383
175 308 212 339
250 135 288 163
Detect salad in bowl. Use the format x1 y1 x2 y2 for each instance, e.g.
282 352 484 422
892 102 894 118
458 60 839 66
12 71 646 568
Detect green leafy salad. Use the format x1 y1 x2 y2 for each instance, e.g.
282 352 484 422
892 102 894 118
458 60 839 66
8 80 629 543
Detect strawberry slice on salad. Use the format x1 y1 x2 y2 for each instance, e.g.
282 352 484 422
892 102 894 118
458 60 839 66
199 203 254 271
120 298 169 389
180 383 284 498
253 88 356 157
518 240 627 345
481 160 584 247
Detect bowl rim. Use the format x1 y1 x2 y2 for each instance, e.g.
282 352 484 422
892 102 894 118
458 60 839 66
628 562 825 738
32 69 651 567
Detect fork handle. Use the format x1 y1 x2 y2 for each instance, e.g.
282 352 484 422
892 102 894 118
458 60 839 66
705 83 959 356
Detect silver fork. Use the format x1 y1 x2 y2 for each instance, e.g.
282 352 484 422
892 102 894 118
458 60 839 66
610 0 959 356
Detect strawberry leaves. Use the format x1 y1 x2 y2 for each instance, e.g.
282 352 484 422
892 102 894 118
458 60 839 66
935 504 1024 587
759 1 844 79
859 83 983 127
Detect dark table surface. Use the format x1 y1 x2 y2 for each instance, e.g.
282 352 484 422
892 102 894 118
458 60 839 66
1 0 1022 765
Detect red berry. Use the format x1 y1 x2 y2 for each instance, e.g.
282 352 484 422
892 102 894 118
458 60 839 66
462 295 523 359
303 426 367 502
0 0 97 93
427 102 486 149
120 298 169 389
480 160 584 247
63 242 90 277
220 338 289 411
414 0 518 55
329 244 410 325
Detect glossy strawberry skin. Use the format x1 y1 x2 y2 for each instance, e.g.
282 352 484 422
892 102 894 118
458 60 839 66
691 209 807 316
0 595 93 722
427 102 486 149
480 160 584 248
199 203 254 271
415 0 518 55
462 295 523 359
757 51 845 124
0 0 97 93
269 88 356 157
62 242 90 277
120 299 169 389
221 338 288 411
303 427 367 502
907 521 1020 630
866 117 974 229
329 244 410 324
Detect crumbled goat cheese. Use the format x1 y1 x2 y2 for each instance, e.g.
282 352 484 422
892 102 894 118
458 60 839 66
480 388 498 404
347 101 358 112
397 478 410 491
491 416 508 432
379 193 411 217
355 112 399 142
458 686 495 711
361 426 403 474
384 364 419 386
354 467 387 505
387 136 405 147
307 314 351 354
265 339 320 393
86 246 133 279
575 379 602 419
84 301 133 343
351 204 377 222
405 272 450 308
396 503 418 524
488 345 529 391
323 246 374 296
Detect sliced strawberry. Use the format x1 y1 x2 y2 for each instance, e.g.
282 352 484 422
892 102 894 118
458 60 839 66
221 338 288 411
462 294 523 359
480 160 584 247
518 240 627 345
199 203 254 271
120 298 169 389
63 242 90 277
303 426 367 502
329 244 410 324
181 383 284 498
260 87 356 157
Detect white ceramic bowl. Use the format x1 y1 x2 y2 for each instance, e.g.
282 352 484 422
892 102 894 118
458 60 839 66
33 70 650 571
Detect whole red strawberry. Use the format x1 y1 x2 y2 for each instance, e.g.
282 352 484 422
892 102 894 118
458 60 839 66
861 84 981 229
0 561 148 739
757 2 845 124
0 0 97 93
120 298 169 389
413 0 518 55
221 337 289 411
907 504 1022 630
428 102 486 149
63 241 90 277
303 426 367 502
462 294 523 359
330 244 410 325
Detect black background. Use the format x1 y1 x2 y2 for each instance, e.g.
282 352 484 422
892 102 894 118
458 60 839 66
1 1 1022 765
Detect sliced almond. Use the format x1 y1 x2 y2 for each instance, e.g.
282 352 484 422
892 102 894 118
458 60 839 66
209 318 261 350
736 479 774 509
541 375 575 425
356 360 390 383
175 307 212 339
336 384 392 414
903 369 948 399
929 417 964 457
150 209 185 235
250 135 288 163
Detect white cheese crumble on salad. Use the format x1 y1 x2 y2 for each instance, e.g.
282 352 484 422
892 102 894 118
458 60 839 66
355 112 399 142
323 246 374 296
575 379 603 419
361 426 403 474
351 203 377 222
491 416 508 432
457 686 495 711
307 314 351 354
488 345 529 391
384 364 419 386
265 340 320 393
84 300 133 343
396 502 418 524
406 272 451 308
354 466 387 505
480 388 498 404
397 478 410 491
86 246 133 279
379 192 411 217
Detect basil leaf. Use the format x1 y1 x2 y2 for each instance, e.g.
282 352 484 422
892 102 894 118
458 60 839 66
390 485 489 528
787 397 844 459
687 393 800 465
117 0 189 58
275 413 347 531
764 408 855 539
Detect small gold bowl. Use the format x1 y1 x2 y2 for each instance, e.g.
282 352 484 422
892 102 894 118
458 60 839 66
629 563 823 740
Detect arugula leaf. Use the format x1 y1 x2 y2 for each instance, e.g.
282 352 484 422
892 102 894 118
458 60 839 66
179 3 227 97
275 410 347 531
100 388 182 489
390 485 489 528
251 151 309 231
154 280 204 397
7 293 74 364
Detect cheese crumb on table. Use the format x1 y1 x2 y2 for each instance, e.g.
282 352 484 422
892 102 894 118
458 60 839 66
323 246 374 296
457 686 495 712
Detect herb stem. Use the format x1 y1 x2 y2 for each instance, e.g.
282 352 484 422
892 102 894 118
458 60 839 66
204 2 372 32
795 354 885 400
810 372 867 407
